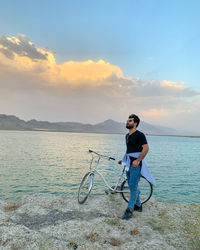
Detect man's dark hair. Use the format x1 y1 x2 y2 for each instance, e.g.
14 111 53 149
129 114 140 127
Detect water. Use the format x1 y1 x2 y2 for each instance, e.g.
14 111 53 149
0 130 199 203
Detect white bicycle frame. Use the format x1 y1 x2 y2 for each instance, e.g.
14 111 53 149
88 150 128 193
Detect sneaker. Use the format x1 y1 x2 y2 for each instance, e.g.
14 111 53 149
122 208 133 220
134 204 142 212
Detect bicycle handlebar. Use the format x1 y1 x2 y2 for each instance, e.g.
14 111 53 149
88 149 115 161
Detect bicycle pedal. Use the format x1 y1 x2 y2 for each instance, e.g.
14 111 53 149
105 189 110 195
110 191 116 194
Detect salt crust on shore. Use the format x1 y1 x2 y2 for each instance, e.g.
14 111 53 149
0 194 199 250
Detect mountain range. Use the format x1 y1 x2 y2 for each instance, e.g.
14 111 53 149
0 114 195 136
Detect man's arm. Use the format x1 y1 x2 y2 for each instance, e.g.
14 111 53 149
132 144 149 167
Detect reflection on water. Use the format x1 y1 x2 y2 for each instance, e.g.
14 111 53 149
0 130 199 203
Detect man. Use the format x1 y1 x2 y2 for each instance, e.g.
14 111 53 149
120 114 151 220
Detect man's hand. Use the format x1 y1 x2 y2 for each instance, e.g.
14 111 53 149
118 160 122 165
132 144 149 167
132 159 140 167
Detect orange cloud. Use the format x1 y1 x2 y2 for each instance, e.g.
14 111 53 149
141 109 167 117
45 59 123 86
161 80 186 90
0 34 123 87
1 34 199 98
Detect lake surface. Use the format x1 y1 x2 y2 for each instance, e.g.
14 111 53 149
0 130 199 203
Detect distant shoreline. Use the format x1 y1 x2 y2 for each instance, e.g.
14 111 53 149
146 133 200 138
0 128 199 138
1 114 199 137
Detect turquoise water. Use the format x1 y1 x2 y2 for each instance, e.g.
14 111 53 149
0 130 199 203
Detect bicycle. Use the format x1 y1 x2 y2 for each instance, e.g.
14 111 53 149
78 149 153 205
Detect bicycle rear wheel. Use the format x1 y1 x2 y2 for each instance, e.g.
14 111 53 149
120 176 153 205
78 172 94 204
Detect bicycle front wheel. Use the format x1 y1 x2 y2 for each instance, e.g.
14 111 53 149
78 172 94 204
121 176 153 205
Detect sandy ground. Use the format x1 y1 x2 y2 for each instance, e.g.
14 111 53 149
0 193 199 250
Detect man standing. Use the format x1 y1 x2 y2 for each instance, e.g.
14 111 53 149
120 114 153 220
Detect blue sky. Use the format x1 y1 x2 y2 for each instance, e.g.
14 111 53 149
0 0 200 132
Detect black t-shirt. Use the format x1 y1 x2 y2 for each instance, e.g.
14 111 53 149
126 130 148 154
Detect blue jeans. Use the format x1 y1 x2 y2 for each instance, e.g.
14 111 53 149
126 165 141 210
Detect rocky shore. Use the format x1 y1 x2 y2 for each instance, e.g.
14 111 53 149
0 193 199 249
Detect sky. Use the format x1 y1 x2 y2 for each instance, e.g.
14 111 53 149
0 0 200 133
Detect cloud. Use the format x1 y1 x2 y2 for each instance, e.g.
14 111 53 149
45 59 123 87
0 34 199 95
127 79 200 98
0 34 48 60
0 34 123 87
0 34 200 132
141 109 167 117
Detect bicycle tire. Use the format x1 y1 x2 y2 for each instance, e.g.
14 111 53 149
120 176 153 205
78 172 94 204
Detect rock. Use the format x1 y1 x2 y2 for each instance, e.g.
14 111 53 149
0 194 199 249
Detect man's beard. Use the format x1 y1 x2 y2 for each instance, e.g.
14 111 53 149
126 124 133 129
